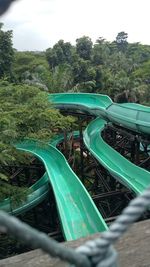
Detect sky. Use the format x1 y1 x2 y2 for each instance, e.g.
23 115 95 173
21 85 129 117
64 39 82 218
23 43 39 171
1 0 150 51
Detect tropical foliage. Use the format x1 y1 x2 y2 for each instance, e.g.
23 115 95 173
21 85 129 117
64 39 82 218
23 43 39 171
1 23 150 199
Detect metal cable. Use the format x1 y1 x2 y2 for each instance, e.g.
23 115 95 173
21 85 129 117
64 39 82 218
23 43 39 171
76 187 150 267
0 211 91 267
0 0 18 15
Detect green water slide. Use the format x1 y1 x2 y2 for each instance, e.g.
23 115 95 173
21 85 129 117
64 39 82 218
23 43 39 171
50 93 150 194
84 118 150 194
0 135 107 239
0 132 107 240
49 93 112 118
16 140 107 240
106 102 150 134
0 173 49 216
1 92 150 240
50 93 150 135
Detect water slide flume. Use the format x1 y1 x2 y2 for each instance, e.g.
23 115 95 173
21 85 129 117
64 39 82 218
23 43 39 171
0 173 49 216
50 93 150 194
1 92 150 240
49 93 112 117
106 102 150 134
16 140 107 240
84 118 150 194
50 93 150 134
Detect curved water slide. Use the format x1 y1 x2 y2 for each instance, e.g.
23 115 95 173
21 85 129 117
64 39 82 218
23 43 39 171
0 136 107 240
1 92 150 240
1 93 112 219
49 93 112 118
0 137 107 239
50 93 150 194
16 140 107 240
84 118 150 194
0 173 49 216
50 93 150 134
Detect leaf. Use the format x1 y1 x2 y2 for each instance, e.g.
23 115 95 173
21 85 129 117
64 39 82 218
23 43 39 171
0 173 8 181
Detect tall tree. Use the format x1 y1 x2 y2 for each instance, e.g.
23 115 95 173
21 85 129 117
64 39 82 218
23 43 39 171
76 36 93 60
0 23 14 79
92 38 110 65
72 58 95 84
0 82 74 184
115 31 128 52
46 40 73 68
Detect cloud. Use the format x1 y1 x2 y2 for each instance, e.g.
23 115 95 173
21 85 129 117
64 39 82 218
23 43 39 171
1 0 150 51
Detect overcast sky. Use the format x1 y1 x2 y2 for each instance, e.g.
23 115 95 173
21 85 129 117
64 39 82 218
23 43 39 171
1 0 150 51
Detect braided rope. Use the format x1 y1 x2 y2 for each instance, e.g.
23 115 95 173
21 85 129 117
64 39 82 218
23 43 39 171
76 187 150 267
0 211 91 267
0 0 18 15
0 187 150 267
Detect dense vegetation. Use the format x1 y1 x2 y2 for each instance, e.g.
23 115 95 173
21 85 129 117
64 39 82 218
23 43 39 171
1 23 150 199
10 32 150 102
0 23 75 199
